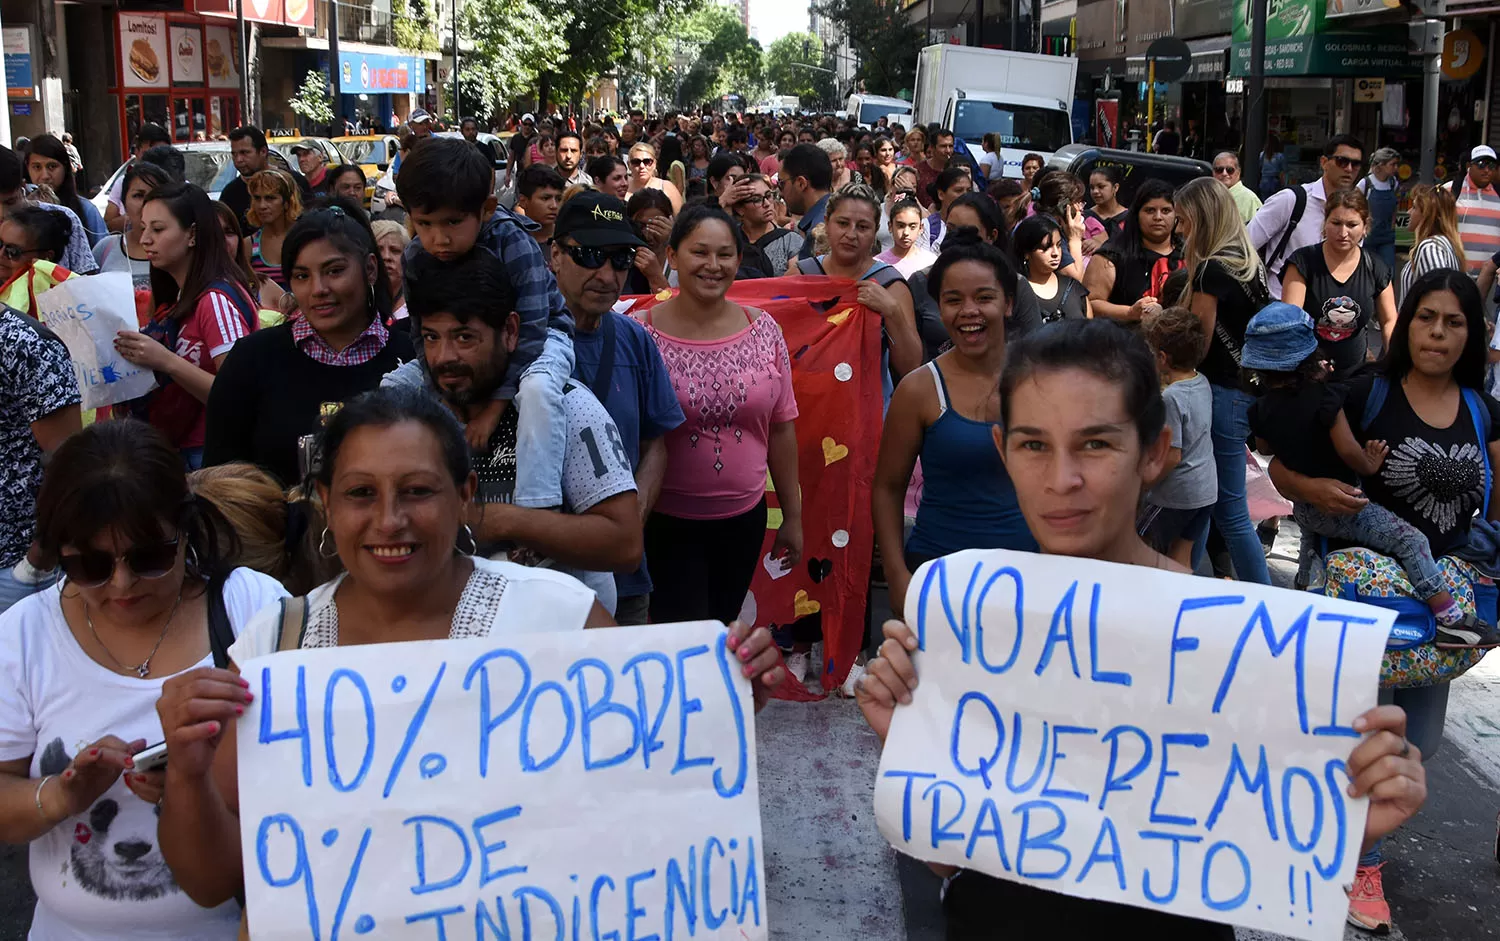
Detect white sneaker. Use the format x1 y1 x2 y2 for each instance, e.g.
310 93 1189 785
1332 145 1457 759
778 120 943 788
784 652 810 690
839 659 867 698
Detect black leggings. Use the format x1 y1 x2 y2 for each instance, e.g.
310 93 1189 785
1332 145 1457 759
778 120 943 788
645 498 768 624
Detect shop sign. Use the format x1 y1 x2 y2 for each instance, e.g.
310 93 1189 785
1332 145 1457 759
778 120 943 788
1442 28 1484 81
204 24 241 89
1074 0 1125 60
190 0 314 31
1233 0 1324 43
1354 76 1385 100
1325 0 1399 18
169 25 204 85
338 51 428 95
1125 49 1228 81
1230 30 1420 76
119 13 169 89
3 26 36 101
1126 0 1173 55
1175 0 1232 39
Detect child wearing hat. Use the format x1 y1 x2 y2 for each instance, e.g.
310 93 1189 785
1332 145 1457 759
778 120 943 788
1244 302 1499 648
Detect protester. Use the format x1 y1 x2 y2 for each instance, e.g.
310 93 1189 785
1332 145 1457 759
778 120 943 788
1357 147 1401 272
204 202 411 487
549 193 686 624
1084 178 1182 326
0 206 73 313
625 142 683 213
105 123 172 233
875 196 936 278
1281 187 1396 377
218 126 310 230
857 316 1430 937
913 128 955 211
245 169 302 291
0 420 286 938
188 461 332 595
1138 306 1217 566
795 184 923 387
921 166 972 251
25 133 106 246
324 163 368 205
588 154 630 200
687 135 713 181
873 230 1037 620
1249 133 1364 297
370 219 410 320
1029 171 1097 280
1014 214 1089 322
1020 153 1044 188
291 142 330 197
1405 184 1466 304
555 130 591 186
215 201 285 314
460 117 498 165
1171 175 1272 584
640 205 801 624
854 142 882 198
114 182 258 469
1212 151 1262 224
1085 164 1128 245
732 174 804 278
1441 144 1500 280
514 164 566 244
1265 268 1494 929
817 138 855 191
93 162 173 292
780 144 834 262
705 152 753 205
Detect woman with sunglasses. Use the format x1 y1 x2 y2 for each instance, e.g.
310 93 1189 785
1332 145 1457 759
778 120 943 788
0 419 287 940
94 162 174 292
0 206 73 312
640 204 802 625
625 142 683 214
734 174 803 279
204 201 412 488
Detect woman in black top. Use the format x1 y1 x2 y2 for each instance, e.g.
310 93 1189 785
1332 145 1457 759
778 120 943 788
1013 213 1089 322
1084 179 1182 326
1085 164 1128 249
203 201 413 486
1282 187 1397 380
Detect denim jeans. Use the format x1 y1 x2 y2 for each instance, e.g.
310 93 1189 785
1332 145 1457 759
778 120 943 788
1360 682 1451 866
0 562 59 614
1208 383 1271 584
1293 501 1445 598
513 327 575 508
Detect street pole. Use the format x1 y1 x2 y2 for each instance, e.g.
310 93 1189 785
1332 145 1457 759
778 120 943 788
1419 19 1442 184
237 0 250 122
452 0 460 120
1243 0 1268 190
328 0 341 133
1145 59 1155 152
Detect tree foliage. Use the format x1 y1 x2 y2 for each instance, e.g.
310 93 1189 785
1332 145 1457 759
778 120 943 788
393 0 439 53
810 0 922 98
673 3 764 108
457 0 568 118
288 69 334 126
765 32 832 105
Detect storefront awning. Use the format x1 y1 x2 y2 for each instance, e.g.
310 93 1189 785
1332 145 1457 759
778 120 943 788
1230 31 1421 77
1126 36 1231 82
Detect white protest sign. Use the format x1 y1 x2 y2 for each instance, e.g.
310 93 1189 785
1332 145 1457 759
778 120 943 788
237 621 766 941
36 266 156 410
875 549 1393 941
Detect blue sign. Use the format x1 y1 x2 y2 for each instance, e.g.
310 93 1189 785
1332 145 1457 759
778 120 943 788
12 103 30 116
337 51 426 96
4 27 35 101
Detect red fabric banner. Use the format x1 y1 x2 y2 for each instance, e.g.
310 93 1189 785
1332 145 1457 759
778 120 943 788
625 276 883 700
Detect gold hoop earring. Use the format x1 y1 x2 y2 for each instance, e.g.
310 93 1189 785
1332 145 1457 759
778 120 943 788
318 527 339 559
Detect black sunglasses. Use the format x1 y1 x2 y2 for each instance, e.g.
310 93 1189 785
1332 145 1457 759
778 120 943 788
59 537 181 588
563 243 637 271
1329 155 1363 170
1474 158 1498 169
0 240 39 261
629 157 655 168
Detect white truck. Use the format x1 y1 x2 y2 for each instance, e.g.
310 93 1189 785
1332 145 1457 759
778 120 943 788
913 44 1078 180
846 93 913 128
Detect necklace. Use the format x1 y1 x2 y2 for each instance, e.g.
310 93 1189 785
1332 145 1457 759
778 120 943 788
83 588 184 678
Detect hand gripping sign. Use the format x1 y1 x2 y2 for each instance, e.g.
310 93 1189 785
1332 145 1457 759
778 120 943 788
238 621 766 940
874 549 1394 941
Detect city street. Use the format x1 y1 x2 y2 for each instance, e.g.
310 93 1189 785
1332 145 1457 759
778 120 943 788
3 528 1498 938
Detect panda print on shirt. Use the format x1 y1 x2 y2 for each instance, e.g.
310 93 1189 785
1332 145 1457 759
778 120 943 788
37 737 177 902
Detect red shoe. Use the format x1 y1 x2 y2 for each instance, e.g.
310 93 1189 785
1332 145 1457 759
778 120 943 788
1347 862 1392 934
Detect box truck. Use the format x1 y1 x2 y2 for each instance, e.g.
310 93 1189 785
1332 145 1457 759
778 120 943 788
913 44 1078 179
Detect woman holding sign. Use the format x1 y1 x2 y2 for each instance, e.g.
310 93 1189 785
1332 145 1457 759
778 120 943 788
857 319 1430 938
153 386 789 913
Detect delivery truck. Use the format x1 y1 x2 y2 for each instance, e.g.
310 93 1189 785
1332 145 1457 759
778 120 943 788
913 44 1078 180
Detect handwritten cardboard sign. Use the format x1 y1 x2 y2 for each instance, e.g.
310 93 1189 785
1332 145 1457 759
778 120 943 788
875 549 1393 941
36 264 156 410
237 621 767 940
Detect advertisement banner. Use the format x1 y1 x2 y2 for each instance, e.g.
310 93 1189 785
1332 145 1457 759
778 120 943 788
1096 98 1120 149
1233 0 1324 43
338 51 427 95
3 26 35 101
119 14 168 89
169 25 204 85
204 24 241 89
1230 30 1420 77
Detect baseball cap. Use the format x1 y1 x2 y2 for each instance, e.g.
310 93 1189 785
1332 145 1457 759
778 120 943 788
409 109 432 125
1473 145 1497 161
553 192 645 248
1241 303 1318 371
290 141 316 154
521 112 536 124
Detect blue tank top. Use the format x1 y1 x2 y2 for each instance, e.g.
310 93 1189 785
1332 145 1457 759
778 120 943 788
906 360 1038 559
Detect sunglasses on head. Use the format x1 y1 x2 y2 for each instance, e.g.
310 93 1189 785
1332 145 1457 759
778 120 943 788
1329 155 1363 170
563 243 638 271
59 537 181 588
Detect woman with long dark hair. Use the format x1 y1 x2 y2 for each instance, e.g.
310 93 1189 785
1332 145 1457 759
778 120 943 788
921 166 972 251
204 201 411 487
1084 178 1182 325
94 162 173 292
0 420 287 940
26 133 106 246
114 182 258 469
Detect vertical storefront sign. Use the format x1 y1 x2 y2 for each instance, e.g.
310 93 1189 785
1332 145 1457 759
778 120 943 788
3 26 36 101
204 24 241 89
1097 98 1120 148
169 25 204 85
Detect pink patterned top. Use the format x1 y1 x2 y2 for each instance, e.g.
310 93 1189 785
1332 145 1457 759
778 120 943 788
642 306 799 520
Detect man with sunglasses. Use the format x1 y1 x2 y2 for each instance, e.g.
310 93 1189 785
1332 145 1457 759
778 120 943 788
548 192 685 624
1441 144 1500 280
1249 133 1365 298
1211 151 1261 224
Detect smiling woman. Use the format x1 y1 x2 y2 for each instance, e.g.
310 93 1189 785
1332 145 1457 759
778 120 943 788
202 200 413 488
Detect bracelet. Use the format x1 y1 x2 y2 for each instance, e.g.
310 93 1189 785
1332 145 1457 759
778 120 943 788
34 774 55 823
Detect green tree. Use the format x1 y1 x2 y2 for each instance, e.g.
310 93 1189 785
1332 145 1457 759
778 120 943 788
810 0 921 97
393 0 439 53
457 0 568 118
765 32 832 106
673 3 764 108
288 69 334 127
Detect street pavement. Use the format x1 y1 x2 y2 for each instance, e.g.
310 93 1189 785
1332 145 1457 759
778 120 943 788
2 522 1497 938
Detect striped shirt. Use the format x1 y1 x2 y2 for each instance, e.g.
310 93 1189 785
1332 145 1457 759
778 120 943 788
250 231 288 289
1400 235 1462 304
290 313 390 366
1444 176 1500 277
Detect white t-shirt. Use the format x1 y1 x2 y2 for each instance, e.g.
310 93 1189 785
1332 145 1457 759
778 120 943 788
978 150 1001 181
227 556 596 662
0 568 288 941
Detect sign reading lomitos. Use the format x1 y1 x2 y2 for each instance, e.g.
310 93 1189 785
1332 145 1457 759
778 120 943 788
874 549 1391 941
238 621 768 940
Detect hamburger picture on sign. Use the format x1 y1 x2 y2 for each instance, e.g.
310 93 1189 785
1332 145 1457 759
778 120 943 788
119 13 168 88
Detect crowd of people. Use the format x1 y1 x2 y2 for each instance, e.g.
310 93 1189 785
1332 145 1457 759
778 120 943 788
0 105 1481 939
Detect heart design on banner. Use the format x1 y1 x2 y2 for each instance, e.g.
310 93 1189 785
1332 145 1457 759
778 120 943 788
793 590 821 617
761 552 792 580
826 308 852 326
807 557 833 583
822 436 849 465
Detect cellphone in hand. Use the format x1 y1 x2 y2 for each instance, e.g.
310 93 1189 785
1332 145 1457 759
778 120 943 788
133 741 168 772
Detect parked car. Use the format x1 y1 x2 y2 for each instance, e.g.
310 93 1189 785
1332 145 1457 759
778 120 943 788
434 130 510 172
89 141 295 216
333 134 401 175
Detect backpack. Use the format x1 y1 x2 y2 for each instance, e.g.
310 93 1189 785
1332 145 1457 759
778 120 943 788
1258 183 1307 275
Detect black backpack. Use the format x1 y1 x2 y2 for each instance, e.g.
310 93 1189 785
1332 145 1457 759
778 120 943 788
1259 184 1307 275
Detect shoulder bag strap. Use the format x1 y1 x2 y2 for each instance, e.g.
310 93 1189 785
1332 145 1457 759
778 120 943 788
1265 184 1308 271
1462 388 1493 518
586 313 618 403
206 571 234 669
276 596 309 652
1360 376 1390 433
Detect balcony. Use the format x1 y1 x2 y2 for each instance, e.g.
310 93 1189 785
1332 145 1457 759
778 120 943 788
311 0 437 50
